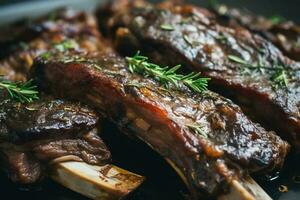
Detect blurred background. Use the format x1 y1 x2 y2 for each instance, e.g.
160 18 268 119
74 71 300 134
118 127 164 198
0 0 300 23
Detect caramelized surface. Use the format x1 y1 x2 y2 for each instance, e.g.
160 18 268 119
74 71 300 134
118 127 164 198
33 49 288 198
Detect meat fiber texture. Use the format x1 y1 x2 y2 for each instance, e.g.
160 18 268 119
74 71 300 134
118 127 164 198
0 8 103 82
0 8 114 185
99 0 300 150
0 95 111 184
210 3 300 61
32 49 289 198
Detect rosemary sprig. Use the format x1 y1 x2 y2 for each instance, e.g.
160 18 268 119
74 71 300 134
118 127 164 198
0 79 39 103
126 52 210 94
227 54 290 88
160 24 175 31
271 69 289 87
187 124 208 138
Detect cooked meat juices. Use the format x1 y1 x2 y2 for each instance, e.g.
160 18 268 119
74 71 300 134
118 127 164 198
100 1 300 149
0 8 103 82
32 49 289 198
210 4 300 61
0 94 111 184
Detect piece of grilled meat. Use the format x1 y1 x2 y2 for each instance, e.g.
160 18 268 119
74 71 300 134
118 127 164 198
210 4 300 61
32 49 289 199
0 8 104 82
99 1 300 150
0 8 115 185
0 93 111 184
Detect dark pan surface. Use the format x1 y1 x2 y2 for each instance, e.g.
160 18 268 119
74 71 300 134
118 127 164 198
0 0 300 199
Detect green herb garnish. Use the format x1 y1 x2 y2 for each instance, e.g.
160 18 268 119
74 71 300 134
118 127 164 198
160 24 175 31
126 52 210 93
271 69 289 87
269 15 285 25
183 34 193 46
40 52 51 59
187 124 208 138
227 54 290 88
54 39 78 52
39 39 78 61
0 79 39 103
228 54 248 65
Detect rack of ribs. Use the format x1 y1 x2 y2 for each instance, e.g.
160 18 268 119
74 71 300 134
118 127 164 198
0 92 144 199
98 0 300 150
0 94 109 184
0 8 144 199
32 46 289 199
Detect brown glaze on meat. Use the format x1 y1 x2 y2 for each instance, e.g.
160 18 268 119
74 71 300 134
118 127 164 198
210 4 300 61
0 8 104 82
0 97 98 143
33 50 289 198
0 94 111 184
100 1 300 150
0 8 115 185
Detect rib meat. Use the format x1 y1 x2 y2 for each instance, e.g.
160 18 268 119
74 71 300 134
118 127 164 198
0 8 115 185
0 94 111 184
32 49 289 198
0 8 104 82
99 1 300 150
210 4 300 61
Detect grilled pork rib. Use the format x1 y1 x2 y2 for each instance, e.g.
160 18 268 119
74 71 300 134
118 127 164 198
32 50 289 198
211 4 300 61
0 95 111 184
0 8 103 82
100 1 300 149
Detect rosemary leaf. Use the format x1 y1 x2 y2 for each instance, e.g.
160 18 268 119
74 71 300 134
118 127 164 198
187 124 208 138
54 39 78 52
160 24 175 31
183 34 193 46
228 55 248 65
40 52 51 60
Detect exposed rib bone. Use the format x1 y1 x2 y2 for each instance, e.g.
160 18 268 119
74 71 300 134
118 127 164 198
166 158 272 200
218 177 272 200
50 157 144 200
